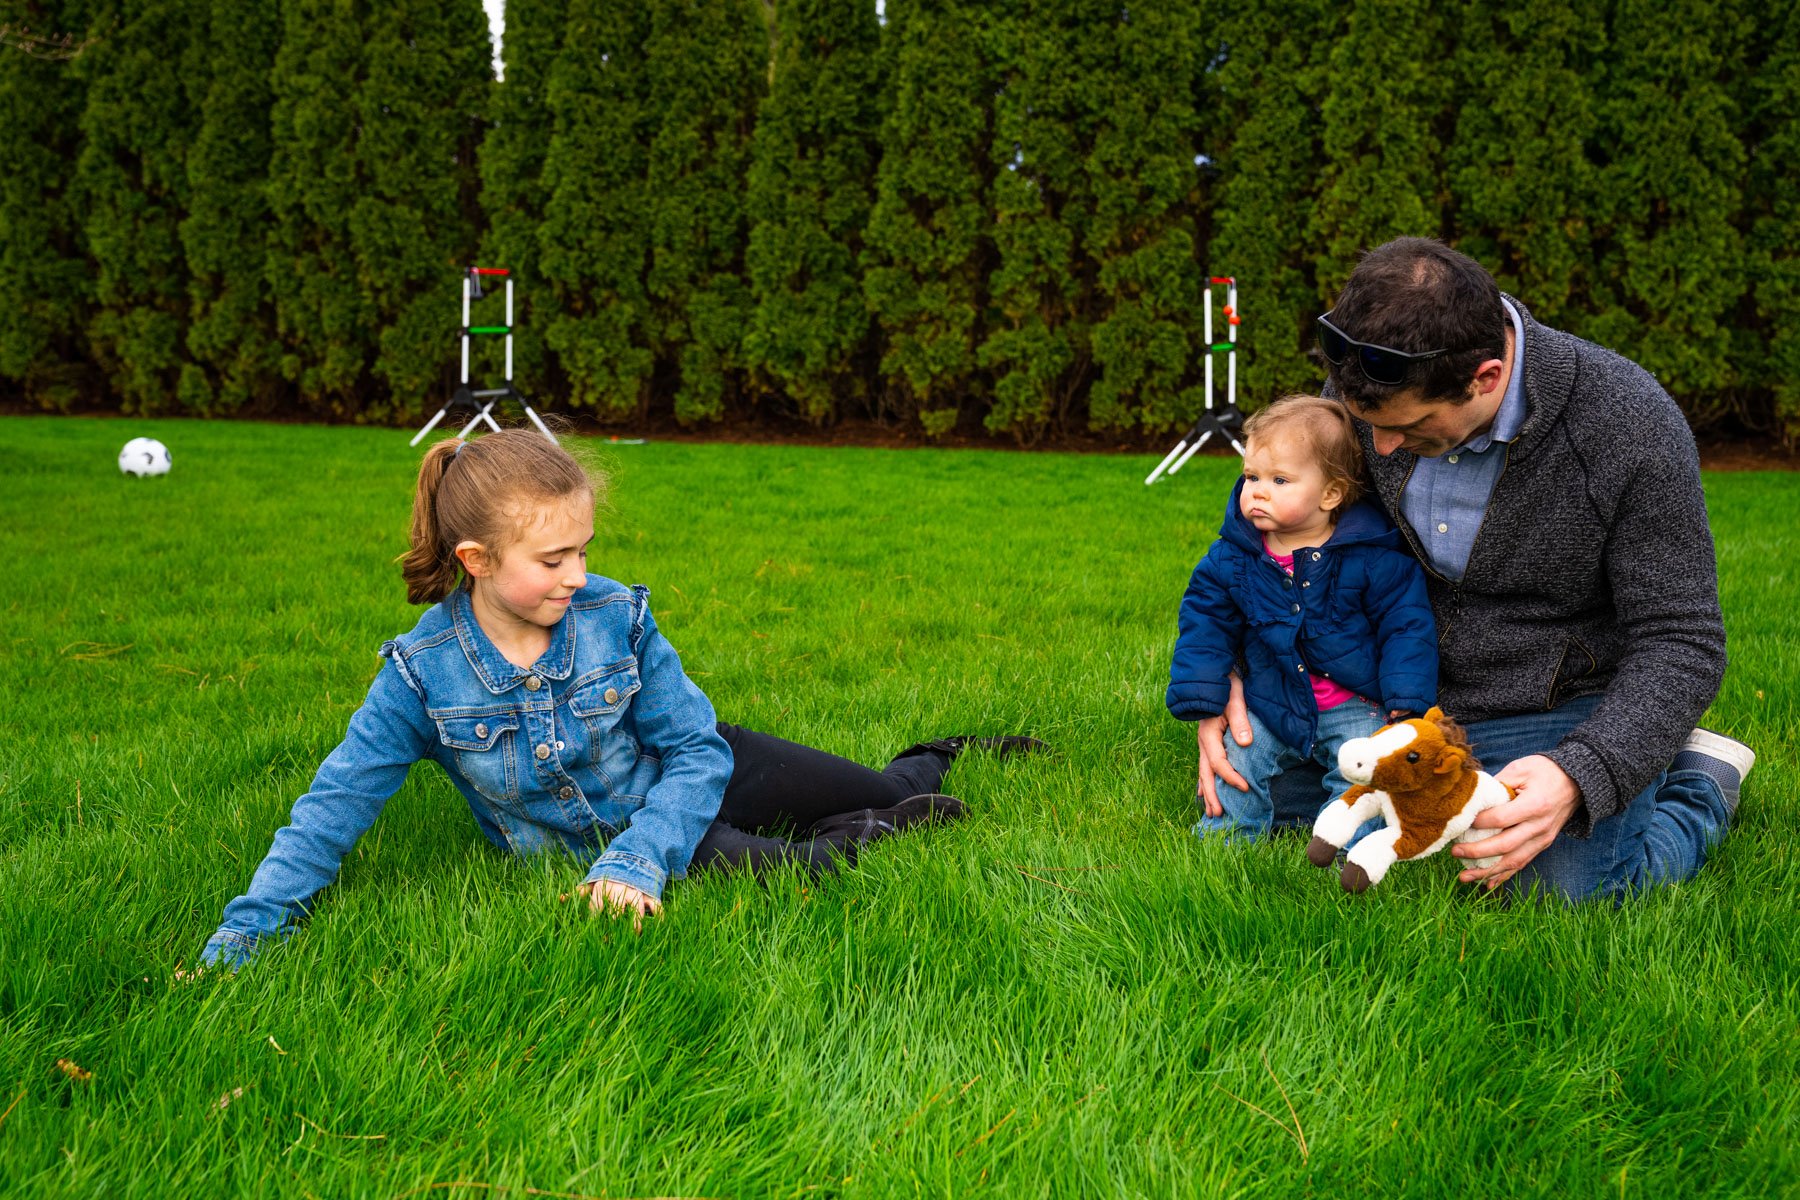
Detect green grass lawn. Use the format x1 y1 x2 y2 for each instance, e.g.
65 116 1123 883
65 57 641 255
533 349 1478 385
2 415 1795 1198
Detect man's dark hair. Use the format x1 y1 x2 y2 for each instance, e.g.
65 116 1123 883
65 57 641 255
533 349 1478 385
1322 238 1508 411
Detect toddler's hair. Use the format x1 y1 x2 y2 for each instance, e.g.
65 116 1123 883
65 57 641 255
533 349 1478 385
401 429 605 605
1241 394 1365 517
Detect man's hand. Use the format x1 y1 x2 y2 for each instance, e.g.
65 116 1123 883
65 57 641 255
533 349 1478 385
1452 754 1582 890
579 880 663 932
1196 674 1252 818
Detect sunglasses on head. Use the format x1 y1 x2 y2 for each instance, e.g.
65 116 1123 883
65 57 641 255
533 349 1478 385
1315 311 1447 386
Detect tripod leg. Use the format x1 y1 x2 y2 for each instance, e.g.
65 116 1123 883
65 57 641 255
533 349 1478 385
456 403 496 439
1168 429 1213 475
410 408 450 447
521 405 556 443
1145 438 1190 486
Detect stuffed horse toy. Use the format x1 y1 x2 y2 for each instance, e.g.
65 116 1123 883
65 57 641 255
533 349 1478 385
1305 707 1515 893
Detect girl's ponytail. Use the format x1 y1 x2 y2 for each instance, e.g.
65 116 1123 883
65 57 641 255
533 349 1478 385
401 438 465 604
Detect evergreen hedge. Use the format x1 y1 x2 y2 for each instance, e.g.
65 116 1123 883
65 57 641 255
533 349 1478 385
3 0 1795 441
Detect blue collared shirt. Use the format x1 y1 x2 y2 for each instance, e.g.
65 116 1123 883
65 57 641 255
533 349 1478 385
1399 298 1529 581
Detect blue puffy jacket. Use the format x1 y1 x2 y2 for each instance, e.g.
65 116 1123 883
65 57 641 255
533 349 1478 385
1166 478 1437 755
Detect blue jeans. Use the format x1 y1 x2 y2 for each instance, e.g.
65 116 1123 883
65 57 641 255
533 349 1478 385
1268 695 1729 901
1199 699 1388 840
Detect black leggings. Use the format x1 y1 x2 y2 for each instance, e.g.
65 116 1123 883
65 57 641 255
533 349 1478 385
690 723 952 876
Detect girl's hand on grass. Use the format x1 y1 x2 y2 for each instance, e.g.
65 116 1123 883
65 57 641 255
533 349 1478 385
1196 673 1252 817
578 880 662 932
1453 754 1581 890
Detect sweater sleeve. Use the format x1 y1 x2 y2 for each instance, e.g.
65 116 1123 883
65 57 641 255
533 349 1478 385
1545 429 1727 833
1166 545 1246 721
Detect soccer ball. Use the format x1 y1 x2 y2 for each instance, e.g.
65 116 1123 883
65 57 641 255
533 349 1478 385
118 437 172 477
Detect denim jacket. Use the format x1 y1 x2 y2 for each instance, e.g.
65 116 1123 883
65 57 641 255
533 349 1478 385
202 576 732 968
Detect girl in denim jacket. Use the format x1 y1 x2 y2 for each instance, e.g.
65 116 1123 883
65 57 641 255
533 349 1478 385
201 430 1042 968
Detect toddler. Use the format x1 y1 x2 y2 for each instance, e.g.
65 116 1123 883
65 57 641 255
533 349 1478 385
1166 395 1437 838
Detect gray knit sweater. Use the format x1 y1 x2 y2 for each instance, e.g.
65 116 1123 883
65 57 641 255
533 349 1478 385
1354 297 1727 835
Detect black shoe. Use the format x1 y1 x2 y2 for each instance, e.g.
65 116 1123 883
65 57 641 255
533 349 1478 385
891 735 1052 763
803 793 966 845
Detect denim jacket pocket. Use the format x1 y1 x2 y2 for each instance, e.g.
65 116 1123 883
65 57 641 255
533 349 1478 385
569 662 644 795
432 709 522 804
569 662 642 732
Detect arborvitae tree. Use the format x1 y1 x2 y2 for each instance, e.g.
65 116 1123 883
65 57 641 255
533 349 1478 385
266 0 375 416
642 0 765 423
1583 0 1747 431
538 0 655 418
478 0 567 405
1204 0 1340 405
1311 0 1449 291
0 0 95 409
1743 0 1800 439
1444 0 1605 330
978 0 1092 439
180 0 284 415
862 0 997 430
1081 1 1205 432
73 0 198 413
353 0 490 422
744 0 883 423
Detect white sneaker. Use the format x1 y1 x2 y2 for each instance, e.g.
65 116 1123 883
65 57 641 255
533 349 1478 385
1682 728 1756 783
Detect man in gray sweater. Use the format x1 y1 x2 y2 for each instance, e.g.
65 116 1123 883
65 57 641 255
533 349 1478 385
1196 237 1754 899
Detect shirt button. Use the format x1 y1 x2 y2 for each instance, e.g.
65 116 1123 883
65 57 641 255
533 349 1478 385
1297 664 1306 673
1283 577 1293 587
1438 522 1449 533
1447 454 1460 464
1310 552 1321 561
474 723 489 739
604 687 619 705
1302 581 1311 588
1291 604 1300 613
534 743 550 761
524 676 541 691
559 785 574 800
555 740 565 751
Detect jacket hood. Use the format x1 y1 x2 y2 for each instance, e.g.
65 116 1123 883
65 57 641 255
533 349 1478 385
1218 474 1400 556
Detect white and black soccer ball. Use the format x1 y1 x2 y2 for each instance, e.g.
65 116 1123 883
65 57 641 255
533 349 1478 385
118 437 172 477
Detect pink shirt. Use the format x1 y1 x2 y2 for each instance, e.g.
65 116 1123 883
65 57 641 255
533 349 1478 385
1266 543 1360 711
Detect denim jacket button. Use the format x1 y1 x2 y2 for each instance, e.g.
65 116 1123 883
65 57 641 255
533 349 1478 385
559 785 574 800
604 687 619 705
525 676 542 691
474 723 489 739
534 743 551 761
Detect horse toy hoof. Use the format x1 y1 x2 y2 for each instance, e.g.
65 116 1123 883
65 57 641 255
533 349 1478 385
1305 836 1337 868
1340 861 1373 893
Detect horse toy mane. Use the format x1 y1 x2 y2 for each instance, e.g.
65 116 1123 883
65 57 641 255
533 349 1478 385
1305 706 1514 892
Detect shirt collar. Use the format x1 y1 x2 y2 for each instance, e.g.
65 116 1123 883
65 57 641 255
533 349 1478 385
1457 296 1529 455
450 587 577 693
